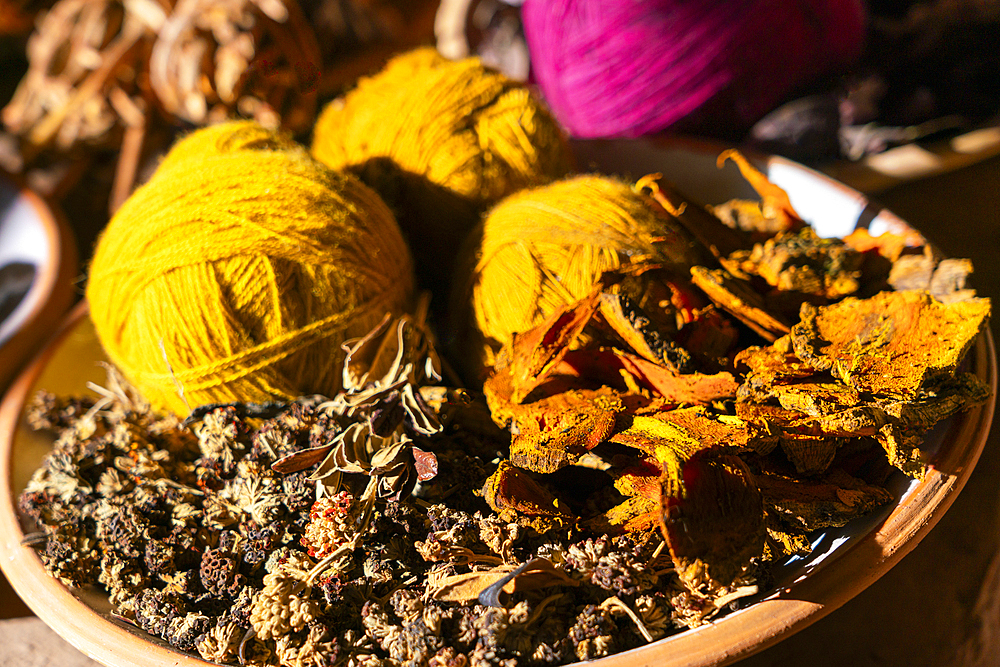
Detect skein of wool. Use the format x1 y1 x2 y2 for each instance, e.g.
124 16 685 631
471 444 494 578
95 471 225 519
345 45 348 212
452 174 703 373
311 47 574 288
87 121 415 416
522 0 867 138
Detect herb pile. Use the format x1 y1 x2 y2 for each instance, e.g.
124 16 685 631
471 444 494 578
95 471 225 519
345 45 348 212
20 367 685 665
18 156 992 666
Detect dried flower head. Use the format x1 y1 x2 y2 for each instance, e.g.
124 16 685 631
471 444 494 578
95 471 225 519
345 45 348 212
250 567 321 641
301 491 361 559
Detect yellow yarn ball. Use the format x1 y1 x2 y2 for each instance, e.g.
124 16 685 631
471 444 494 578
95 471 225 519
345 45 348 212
87 121 415 416
453 175 703 372
311 48 574 286
155 121 300 174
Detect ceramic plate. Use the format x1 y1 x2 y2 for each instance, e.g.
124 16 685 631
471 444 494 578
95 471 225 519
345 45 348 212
0 142 995 667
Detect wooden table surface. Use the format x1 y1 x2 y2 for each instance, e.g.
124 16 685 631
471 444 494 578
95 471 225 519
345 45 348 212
2 154 999 666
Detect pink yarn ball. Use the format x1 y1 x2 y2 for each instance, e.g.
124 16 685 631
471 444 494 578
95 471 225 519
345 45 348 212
522 0 866 138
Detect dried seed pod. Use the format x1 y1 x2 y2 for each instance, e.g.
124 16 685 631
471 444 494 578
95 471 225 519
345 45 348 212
148 0 321 132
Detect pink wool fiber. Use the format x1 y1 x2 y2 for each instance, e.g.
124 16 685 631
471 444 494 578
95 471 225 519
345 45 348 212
522 0 866 138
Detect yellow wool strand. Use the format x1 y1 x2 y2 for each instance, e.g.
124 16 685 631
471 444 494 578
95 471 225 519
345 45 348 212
155 120 300 174
453 175 701 372
87 121 414 415
311 48 573 286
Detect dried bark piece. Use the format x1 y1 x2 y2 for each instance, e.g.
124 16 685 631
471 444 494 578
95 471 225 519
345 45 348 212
676 305 740 362
614 352 738 405
888 250 935 292
781 405 890 439
872 372 992 476
597 292 692 372
735 338 816 401
481 460 575 526
592 408 769 585
660 452 764 594
609 407 764 462
732 227 863 300
598 495 660 534
484 291 602 410
875 422 926 477
506 388 623 474
739 367 988 478
790 290 991 399
843 227 926 263
712 150 804 235
636 173 749 262
612 456 666 503
928 258 976 303
777 433 844 475
756 467 893 532
879 372 991 432
889 248 977 303
769 380 860 416
690 266 791 341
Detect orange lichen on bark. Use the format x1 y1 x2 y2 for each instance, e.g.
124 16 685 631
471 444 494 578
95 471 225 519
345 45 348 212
790 290 991 398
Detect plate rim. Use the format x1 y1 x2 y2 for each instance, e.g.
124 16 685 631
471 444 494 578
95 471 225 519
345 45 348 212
0 170 78 394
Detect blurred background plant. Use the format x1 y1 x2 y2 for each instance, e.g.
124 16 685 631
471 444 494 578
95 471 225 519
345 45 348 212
0 0 438 263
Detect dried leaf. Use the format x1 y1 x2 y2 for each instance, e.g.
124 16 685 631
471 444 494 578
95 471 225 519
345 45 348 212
341 311 394 391
272 440 336 474
399 383 442 436
427 558 577 603
477 558 579 607
843 227 925 263
412 447 438 481
342 310 440 395
308 423 370 479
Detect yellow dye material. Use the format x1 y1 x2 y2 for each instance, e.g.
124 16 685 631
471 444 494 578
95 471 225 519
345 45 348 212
453 175 701 372
86 121 415 416
311 48 573 285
